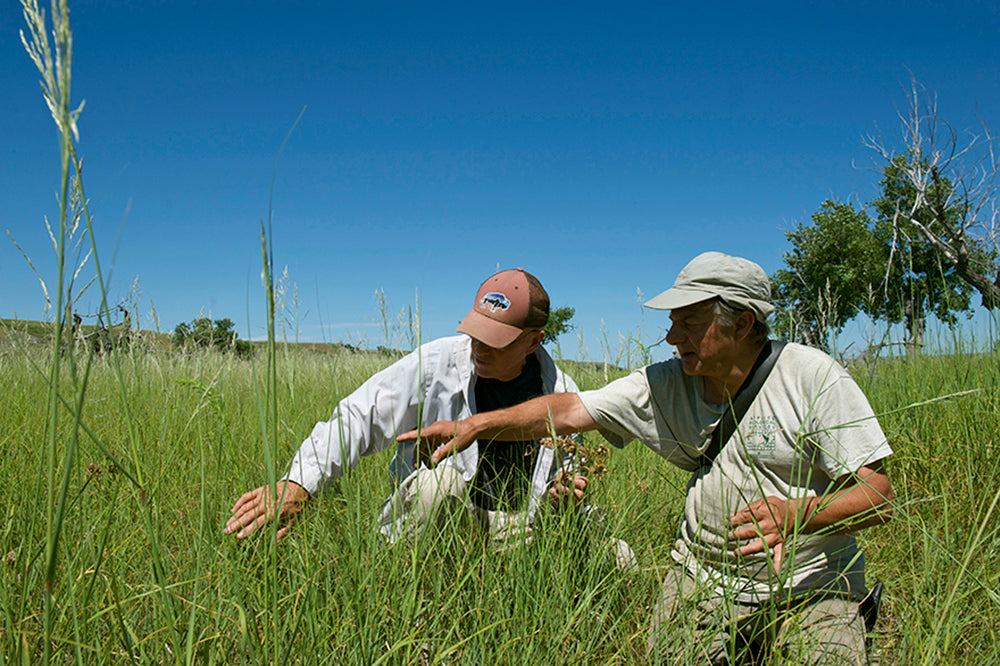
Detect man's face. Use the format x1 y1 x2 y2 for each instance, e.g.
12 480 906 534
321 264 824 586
664 301 740 380
470 329 545 382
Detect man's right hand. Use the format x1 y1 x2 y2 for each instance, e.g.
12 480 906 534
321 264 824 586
549 471 588 509
398 419 478 467
224 480 310 542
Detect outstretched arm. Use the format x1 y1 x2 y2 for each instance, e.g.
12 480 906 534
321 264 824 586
397 392 598 466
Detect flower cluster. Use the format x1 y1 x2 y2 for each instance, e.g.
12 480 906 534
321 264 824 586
539 434 610 481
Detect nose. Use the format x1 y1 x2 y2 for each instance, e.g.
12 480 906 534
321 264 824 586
665 323 683 345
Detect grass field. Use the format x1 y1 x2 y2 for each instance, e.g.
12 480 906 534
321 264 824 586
2 326 999 664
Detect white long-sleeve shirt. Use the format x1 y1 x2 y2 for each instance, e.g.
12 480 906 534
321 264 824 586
285 335 580 537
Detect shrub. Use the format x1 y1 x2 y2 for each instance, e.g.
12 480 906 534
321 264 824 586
173 316 251 357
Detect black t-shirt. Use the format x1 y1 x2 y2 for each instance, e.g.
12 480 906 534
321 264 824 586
471 354 543 511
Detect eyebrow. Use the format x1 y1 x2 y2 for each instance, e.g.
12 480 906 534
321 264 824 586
670 308 711 323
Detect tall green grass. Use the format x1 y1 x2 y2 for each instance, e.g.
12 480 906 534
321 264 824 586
8 1 1000 663
4 340 1000 663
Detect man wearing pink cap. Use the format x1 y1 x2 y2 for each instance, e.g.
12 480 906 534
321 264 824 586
225 268 585 544
401 252 894 664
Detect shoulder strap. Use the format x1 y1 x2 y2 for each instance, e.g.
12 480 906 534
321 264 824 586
700 339 787 466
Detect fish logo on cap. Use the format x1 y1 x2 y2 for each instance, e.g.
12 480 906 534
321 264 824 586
481 292 510 312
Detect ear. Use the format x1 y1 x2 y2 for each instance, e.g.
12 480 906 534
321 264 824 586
735 311 756 341
526 329 545 353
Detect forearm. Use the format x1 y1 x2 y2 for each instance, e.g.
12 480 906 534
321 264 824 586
800 465 894 535
467 392 596 442
730 465 893 558
408 393 598 467
286 420 350 495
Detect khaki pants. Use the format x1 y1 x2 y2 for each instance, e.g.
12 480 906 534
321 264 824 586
398 466 533 546
648 565 869 665
398 466 637 570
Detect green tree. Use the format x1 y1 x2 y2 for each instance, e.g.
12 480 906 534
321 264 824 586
871 153 978 353
173 316 251 357
543 306 575 345
864 80 1000 312
771 201 887 351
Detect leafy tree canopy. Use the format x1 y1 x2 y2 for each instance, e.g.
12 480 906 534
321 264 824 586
870 153 979 341
864 80 1000 311
771 200 886 350
773 156 981 354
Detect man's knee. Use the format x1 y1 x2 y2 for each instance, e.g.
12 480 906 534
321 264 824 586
647 567 729 664
413 465 466 515
775 597 868 665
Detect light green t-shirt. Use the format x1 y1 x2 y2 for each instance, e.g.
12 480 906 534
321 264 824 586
579 342 892 601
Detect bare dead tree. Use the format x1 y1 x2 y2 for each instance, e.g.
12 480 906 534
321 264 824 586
863 78 1000 309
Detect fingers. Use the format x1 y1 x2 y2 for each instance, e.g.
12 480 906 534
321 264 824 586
397 421 455 445
548 473 587 509
565 475 586 502
224 487 266 536
224 482 308 541
400 421 464 467
729 514 780 549
548 486 574 508
732 530 779 556
728 497 783 557
729 497 771 527
225 490 272 539
430 440 458 466
733 534 784 576
415 435 454 467
729 520 775 543
225 507 263 539
229 487 262 517
237 513 268 540
728 498 795 571
728 505 752 527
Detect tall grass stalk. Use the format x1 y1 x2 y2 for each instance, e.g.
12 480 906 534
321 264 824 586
250 106 305 664
19 1 100 662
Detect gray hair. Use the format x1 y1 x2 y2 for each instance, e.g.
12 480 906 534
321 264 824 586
711 298 770 345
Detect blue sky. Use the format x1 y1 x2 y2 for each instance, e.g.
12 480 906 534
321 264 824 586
3 1 999 361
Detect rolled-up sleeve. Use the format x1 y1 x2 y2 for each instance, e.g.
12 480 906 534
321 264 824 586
578 370 657 449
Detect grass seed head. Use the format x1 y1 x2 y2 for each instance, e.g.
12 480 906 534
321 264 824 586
539 435 609 480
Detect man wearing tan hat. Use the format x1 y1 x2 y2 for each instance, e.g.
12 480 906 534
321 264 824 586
225 268 586 544
401 252 894 664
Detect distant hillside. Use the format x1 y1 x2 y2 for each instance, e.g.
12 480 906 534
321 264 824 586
1 319 626 371
1 318 168 349
0 318 395 357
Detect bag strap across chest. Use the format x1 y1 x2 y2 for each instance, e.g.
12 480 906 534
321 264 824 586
701 339 787 466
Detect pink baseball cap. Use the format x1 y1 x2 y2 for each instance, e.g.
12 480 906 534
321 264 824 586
457 268 550 348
